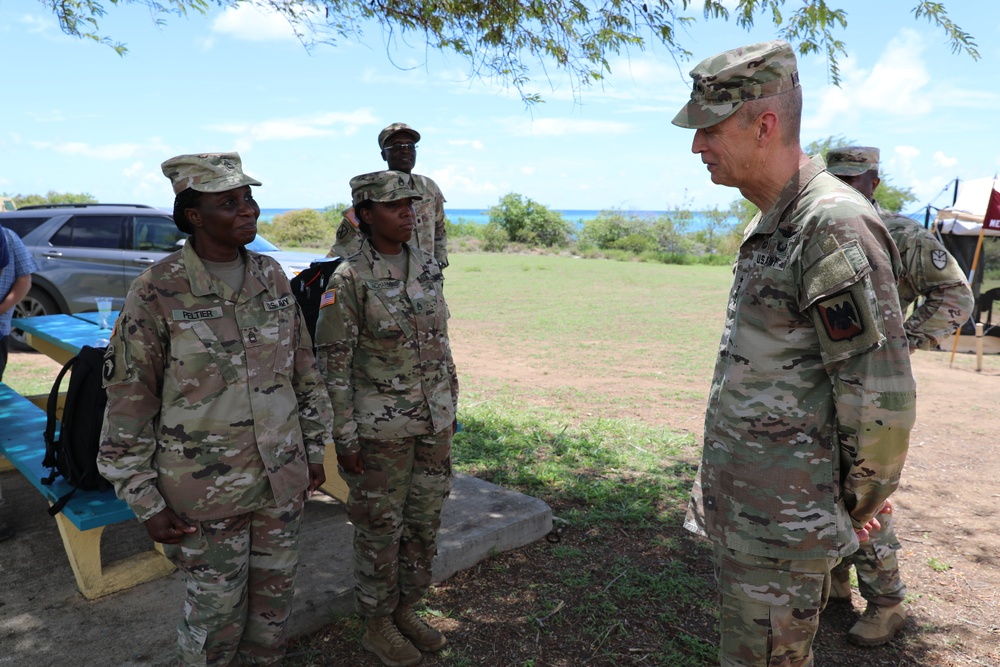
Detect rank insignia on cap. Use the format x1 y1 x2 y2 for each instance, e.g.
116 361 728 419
817 291 864 341
320 289 337 308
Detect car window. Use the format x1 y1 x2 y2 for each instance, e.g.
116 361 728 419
0 216 49 237
133 216 187 251
49 215 124 249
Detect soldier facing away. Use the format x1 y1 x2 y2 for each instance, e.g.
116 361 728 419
824 145 974 646
672 41 916 666
315 170 458 667
97 152 334 665
329 123 449 270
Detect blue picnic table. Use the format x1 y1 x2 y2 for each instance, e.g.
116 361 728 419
2 313 174 599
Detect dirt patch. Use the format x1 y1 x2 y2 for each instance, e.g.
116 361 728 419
285 334 1000 666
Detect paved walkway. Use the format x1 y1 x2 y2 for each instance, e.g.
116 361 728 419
0 472 552 666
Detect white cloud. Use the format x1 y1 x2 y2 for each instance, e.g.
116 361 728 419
18 14 53 34
805 29 931 133
211 5 301 42
29 140 170 160
448 139 485 150
934 151 959 169
521 166 536 175
509 117 631 137
208 109 380 141
430 165 503 198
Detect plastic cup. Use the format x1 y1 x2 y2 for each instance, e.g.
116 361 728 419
95 297 113 329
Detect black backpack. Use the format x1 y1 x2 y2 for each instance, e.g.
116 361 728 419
42 345 112 516
290 257 343 345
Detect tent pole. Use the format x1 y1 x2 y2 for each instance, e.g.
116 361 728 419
949 225 987 366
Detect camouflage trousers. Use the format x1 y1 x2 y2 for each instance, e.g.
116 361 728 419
714 545 840 667
162 495 305 666
343 430 452 617
831 512 906 607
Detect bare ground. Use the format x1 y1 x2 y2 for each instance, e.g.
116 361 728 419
284 330 1000 666
12 323 997 666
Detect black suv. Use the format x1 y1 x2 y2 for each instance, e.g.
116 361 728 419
1 203 319 347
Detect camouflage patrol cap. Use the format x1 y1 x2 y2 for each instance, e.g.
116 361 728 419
825 146 880 176
672 40 800 129
161 152 262 195
350 170 423 206
378 122 421 149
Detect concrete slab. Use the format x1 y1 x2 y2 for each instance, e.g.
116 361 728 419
0 471 552 666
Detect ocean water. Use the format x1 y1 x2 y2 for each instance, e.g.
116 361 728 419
259 207 725 230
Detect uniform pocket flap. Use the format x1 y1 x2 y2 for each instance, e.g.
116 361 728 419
801 240 871 310
719 553 826 609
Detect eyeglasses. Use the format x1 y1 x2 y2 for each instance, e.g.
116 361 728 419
385 142 416 153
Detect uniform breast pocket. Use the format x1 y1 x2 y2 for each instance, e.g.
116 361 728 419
168 325 230 405
363 293 411 343
244 313 295 379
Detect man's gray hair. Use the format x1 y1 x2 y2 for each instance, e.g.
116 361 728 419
736 86 802 146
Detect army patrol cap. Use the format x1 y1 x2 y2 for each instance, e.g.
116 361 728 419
672 40 800 129
826 146 880 176
378 122 421 149
161 152 262 195
350 170 423 206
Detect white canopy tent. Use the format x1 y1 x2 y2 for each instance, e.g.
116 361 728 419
929 176 1000 350
934 176 1000 236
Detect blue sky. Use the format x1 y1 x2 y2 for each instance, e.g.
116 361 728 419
1 2 998 215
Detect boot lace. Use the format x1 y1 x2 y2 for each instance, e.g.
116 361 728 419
375 616 410 647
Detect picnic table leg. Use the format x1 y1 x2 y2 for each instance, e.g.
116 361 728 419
51 511 176 600
319 458 349 503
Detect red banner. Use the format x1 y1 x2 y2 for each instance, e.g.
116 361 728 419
986 185 1000 231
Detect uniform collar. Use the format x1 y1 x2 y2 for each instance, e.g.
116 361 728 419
183 241 268 300
744 154 826 240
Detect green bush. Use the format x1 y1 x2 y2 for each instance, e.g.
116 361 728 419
488 193 573 247
480 221 509 252
259 204 347 249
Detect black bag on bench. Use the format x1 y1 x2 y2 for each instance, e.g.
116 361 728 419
42 345 112 516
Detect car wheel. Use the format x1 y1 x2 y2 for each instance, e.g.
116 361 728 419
10 288 59 351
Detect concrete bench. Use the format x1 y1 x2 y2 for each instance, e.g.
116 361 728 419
0 382 174 600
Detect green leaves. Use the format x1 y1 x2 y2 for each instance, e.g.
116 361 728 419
39 1 980 102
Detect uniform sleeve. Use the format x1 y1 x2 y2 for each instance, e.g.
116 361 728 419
801 219 916 531
901 232 975 350
97 283 170 523
313 269 361 457
290 302 334 465
431 182 449 269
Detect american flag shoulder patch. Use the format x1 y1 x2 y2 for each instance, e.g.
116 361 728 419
320 289 337 308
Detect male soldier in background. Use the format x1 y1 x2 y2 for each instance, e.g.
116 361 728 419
824 146 974 646
329 123 449 268
672 41 916 666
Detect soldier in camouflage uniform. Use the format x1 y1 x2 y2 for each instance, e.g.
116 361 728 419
315 170 458 667
825 146 974 646
672 41 917 666
329 123 449 270
97 152 334 666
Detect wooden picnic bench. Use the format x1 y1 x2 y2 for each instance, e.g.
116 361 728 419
0 381 175 600
4 311 348 600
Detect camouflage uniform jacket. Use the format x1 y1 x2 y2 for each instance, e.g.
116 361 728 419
874 202 974 350
328 173 448 268
314 239 458 457
97 241 334 523
685 155 916 560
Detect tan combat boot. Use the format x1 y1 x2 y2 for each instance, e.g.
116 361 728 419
393 604 448 652
362 615 422 666
847 602 907 646
829 569 852 603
